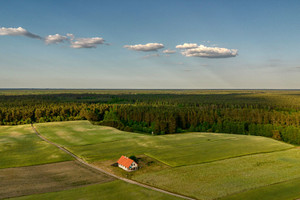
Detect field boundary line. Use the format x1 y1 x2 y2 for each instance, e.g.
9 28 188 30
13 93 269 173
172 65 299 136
144 153 175 167
171 147 296 168
31 124 195 200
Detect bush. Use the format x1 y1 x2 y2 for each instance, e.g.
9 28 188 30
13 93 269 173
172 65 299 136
129 155 138 163
272 130 282 140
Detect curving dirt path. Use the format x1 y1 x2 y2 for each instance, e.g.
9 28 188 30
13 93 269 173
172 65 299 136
31 124 195 200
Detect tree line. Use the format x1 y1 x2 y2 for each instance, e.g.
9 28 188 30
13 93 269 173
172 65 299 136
0 91 300 144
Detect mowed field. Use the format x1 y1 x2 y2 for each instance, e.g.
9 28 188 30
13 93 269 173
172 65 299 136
9 180 182 200
35 121 293 166
134 149 300 200
35 121 300 200
0 161 114 199
0 124 180 200
0 125 73 169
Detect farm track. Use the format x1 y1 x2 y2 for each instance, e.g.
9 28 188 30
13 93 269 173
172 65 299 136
31 124 195 200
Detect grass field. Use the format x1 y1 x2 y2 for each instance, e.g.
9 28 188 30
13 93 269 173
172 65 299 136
3 121 298 199
134 148 300 200
0 161 115 199
35 121 293 166
35 121 143 147
9 180 182 200
220 177 300 200
1 123 180 200
0 125 73 169
33 121 300 199
2 121 300 199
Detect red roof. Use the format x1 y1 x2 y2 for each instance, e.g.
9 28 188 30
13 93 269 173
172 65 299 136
117 156 134 168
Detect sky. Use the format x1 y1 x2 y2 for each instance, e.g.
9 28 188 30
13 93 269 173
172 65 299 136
1 0 300 89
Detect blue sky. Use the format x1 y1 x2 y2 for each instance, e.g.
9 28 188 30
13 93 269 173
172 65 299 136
1 0 300 89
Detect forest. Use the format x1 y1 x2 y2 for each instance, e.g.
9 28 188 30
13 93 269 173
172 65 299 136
0 89 300 144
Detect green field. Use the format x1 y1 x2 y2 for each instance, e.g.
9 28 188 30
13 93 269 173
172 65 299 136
220 177 300 200
1 123 180 200
0 125 73 169
32 121 300 199
3 121 300 199
35 121 293 166
8 180 181 200
134 148 300 200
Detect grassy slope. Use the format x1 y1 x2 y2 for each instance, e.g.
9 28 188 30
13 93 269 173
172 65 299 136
134 149 300 200
0 124 179 200
35 121 293 166
34 121 300 200
220 177 300 200
0 125 73 169
9 180 181 200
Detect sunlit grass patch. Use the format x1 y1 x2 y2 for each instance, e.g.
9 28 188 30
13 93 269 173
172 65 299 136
36 121 293 166
0 125 73 169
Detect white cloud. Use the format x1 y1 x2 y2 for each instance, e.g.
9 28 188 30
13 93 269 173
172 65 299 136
0 27 41 39
179 44 238 58
45 34 69 44
0 27 107 49
70 37 105 48
176 43 198 49
163 49 176 54
124 43 164 52
45 34 106 48
66 33 75 40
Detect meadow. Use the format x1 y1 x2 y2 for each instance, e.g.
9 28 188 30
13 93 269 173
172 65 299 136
2 120 300 199
134 149 300 200
9 180 181 200
221 177 300 200
35 121 293 166
0 125 73 168
34 121 300 199
0 123 179 200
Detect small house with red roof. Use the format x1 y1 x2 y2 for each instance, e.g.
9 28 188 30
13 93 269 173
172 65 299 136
117 155 138 171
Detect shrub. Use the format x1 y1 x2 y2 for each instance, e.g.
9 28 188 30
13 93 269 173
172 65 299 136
129 155 138 163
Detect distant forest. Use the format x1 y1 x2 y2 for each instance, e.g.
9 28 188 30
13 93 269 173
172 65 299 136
1 89 300 144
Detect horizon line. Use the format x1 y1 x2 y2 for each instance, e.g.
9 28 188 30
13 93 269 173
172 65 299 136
0 88 300 90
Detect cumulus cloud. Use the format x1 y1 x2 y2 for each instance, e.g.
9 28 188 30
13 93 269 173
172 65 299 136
0 27 107 49
44 34 69 44
177 43 238 58
163 49 176 54
43 33 106 48
0 27 41 39
71 37 105 49
47 34 106 48
66 33 75 40
70 37 105 48
124 43 164 52
175 43 198 49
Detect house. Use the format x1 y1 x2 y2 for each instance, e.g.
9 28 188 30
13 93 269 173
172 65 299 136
117 155 138 171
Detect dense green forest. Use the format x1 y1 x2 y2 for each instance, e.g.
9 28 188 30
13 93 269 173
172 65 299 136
1 89 300 144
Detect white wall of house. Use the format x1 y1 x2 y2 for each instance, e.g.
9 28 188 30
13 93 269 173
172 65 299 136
118 161 138 171
130 162 138 169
